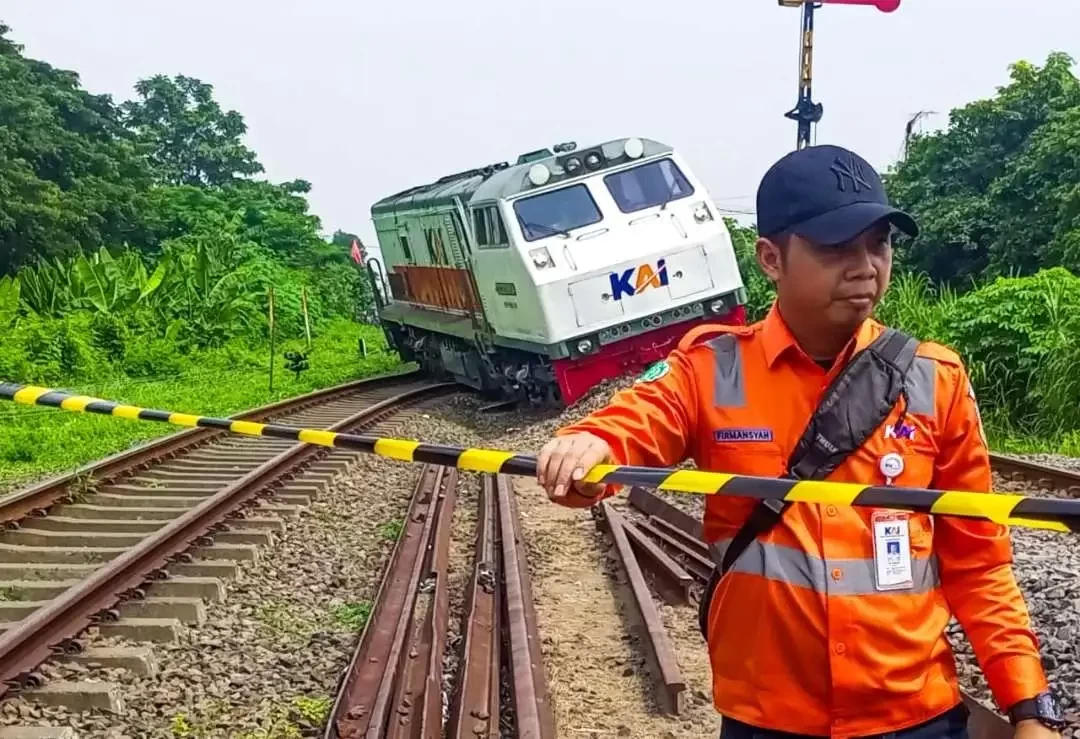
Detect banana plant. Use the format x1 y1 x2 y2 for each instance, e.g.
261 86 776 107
0 275 19 329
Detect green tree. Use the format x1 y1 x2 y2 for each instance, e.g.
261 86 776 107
885 52 1080 286
121 74 264 187
0 23 151 273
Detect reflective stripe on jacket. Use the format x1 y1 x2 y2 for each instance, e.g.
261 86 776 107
556 305 1047 738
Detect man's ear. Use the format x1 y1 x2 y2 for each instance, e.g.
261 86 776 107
756 236 784 282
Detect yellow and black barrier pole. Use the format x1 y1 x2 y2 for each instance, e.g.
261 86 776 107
2 382 1078 534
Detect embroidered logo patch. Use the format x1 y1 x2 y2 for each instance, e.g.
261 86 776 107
713 427 774 442
884 422 917 441
636 360 670 383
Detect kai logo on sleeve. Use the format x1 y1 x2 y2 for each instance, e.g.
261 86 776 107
636 360 671 383
609 259 669 301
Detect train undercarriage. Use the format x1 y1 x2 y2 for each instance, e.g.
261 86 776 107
381 303 747 409
384 323 562 407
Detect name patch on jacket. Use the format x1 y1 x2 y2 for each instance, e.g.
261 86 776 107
713 427 774 442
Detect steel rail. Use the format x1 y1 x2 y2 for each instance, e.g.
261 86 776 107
494 473 557 739
0 368 422 526
449 472 501 739
0 381 448 695
325 464 448 739
596 501 687 715
989 452 1080 493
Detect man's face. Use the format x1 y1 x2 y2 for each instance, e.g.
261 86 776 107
757 219 893 333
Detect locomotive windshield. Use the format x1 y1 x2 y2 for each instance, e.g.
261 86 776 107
513 183 603 242
603 158 695 213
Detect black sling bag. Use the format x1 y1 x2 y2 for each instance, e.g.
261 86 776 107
697 327 921 638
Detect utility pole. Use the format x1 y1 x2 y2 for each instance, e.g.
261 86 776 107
782 1 822 150
778 0 902 150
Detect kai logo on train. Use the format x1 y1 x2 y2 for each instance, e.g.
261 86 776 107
609 259 669 301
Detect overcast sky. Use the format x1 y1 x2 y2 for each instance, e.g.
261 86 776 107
3 1 1077 247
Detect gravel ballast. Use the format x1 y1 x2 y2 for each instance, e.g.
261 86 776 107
0 406 465 738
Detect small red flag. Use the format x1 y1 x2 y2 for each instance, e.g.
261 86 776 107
350 238 363 265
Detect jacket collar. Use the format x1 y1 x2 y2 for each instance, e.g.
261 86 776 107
761 302 881 370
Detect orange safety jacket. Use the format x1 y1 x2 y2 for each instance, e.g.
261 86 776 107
556 304 1048 738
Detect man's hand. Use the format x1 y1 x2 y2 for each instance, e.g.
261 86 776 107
536 433 612 503
1015 720 1061 739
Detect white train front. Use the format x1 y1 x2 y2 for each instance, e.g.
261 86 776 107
368 136 749 405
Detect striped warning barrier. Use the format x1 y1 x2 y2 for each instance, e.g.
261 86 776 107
2 382 1078 534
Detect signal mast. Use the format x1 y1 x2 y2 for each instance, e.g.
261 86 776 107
778 0 901 149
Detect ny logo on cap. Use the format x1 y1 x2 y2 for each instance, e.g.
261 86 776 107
830 154 871 193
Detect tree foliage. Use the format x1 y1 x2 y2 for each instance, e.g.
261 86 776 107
0 22 374 386
121 74 264 187
886 52 1080 286
0 23 151 273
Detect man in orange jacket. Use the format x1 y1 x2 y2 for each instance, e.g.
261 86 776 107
536 145 1065 739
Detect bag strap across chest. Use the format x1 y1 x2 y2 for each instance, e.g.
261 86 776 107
698 327 921 637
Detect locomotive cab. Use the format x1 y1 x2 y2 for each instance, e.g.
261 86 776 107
371 137 747 406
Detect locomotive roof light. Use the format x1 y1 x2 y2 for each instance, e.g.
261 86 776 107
528 163 552 187
553 141 577 153
624 137 645 159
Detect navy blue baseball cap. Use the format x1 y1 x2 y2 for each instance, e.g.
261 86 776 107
756 144 918 246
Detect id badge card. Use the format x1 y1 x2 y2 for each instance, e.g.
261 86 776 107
871 511 914 591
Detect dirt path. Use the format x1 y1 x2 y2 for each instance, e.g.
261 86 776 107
512 477 721 739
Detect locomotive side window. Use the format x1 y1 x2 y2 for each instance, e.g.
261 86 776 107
491 209 508 245
472 206 509 249
512 184 603 242
474 209 489 246
399 235 413 263
603 158 695 214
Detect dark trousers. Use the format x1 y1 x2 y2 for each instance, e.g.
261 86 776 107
719 703 970 739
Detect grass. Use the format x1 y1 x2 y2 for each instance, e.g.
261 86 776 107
378 519 403 541
0 319 407 491
169 694 332 738
331 600 372 631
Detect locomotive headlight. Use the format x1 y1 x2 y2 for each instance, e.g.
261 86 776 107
708 299 727 314
584 152 603 170
564 157 582 175
529 247 554 269
624 138 644 159
528 164 551 187
577 339 594 354
693 201 714 223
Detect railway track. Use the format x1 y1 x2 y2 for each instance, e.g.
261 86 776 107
0 370 455 733
324 470 554 739
989 452 1080 495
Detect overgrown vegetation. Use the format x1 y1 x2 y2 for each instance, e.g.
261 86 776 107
169 694 332 738
0 321 401 487
0 23 393 485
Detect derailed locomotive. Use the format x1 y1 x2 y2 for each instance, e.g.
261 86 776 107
367 137 749 406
